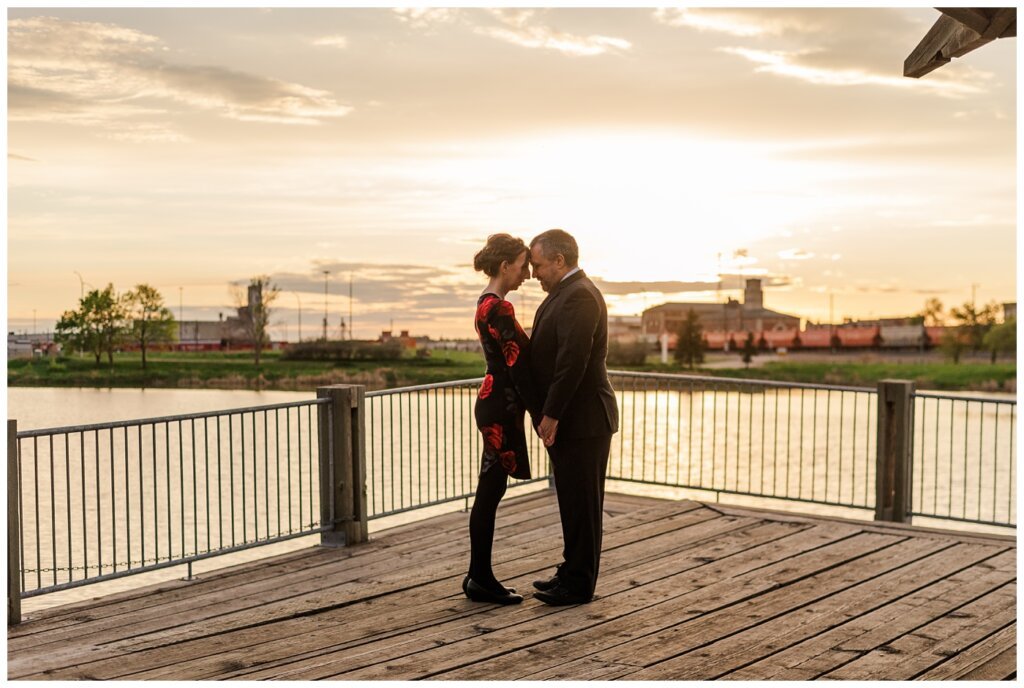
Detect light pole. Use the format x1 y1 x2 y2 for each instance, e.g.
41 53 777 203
294 292 302 342
971 283 979 309
73 271 85 300
349 272 353 340
322 270 330 341
32 309 36 334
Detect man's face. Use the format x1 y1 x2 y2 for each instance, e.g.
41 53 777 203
530 244 564 293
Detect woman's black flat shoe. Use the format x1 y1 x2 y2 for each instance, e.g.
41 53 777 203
464 577 523 605
463 575 515 595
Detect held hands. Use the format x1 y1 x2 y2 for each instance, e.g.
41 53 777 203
537 415 559 447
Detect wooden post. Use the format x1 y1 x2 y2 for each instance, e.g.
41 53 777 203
317 385 368 546
8 420 22 625
875 380 915 523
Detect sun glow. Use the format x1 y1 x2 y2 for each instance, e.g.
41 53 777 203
397 129 874 282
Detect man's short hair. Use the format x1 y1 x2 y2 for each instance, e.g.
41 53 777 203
530 229 579 268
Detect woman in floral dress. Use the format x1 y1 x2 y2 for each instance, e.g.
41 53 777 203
464 233 541 605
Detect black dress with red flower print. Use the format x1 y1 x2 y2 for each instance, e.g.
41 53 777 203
474 293 541 479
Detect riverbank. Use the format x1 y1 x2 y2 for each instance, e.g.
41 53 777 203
8 349 1016 393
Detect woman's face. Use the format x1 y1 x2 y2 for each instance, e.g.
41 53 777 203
504 250 531 292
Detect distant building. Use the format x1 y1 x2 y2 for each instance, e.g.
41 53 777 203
379 329 427 349
608 315 643 342
7 332 59 359
641 279 800 335
163 286 263 351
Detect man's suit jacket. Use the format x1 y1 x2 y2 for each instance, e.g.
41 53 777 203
529 270 619 440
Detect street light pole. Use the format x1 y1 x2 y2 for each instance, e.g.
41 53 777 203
322 270 330 341
349 272 353 340
294 293 302 342
73 271 85 300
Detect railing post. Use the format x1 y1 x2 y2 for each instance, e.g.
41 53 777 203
875 380 915 523
8 420 22 625
317 385 368 546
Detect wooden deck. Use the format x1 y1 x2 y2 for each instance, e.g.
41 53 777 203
7 490 1016 680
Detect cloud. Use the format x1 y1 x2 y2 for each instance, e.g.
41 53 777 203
777 248 815 260
393 7 630 57
392 7 459 30
654 8 988 99
653 8 773 37
720 47 983 98
312 34 348 49
8 16 352 133
477 9 630 56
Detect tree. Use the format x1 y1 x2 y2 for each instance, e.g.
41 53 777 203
940 328 967 364
54 284 128 365
674 309 704 370
741 332 756 368
919 298 945 326
235 275 280 366
757 333 769 353
125 284 176 369
950 301 998 353
982 318 1016 364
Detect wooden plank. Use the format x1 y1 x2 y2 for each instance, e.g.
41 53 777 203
522 657 639 680
85 512 767 680
721 548 1016 680
103 500 715 651
8 496 573 649
917 623 1016 680
9 498 721 678
710 501 1016 546
13 489 569 632
822 583 1016 679
333 527 879 680
167 518 804 681
602 540 995 679
606 541 1000 680
595 535 950 678
10 494 1016 682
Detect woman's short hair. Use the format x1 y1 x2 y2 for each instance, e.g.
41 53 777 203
530 228 578 267
473 233 528 277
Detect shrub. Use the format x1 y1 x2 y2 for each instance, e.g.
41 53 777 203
607 339 649 366
281 340 404 362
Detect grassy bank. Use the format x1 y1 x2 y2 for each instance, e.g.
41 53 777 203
7 350 486 391
8 350 1015 393
625 358 1016 393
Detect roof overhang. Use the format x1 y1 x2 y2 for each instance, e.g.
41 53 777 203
904 7 1016 78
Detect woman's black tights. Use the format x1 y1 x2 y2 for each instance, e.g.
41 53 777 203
468 466 508 591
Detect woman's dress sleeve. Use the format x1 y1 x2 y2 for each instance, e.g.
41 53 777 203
487 300 543 421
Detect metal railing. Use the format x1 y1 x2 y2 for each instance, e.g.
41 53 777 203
911 391 1016 527
607 372 879 512
364 379 551 519
8 374 1015 624
10 399 329 600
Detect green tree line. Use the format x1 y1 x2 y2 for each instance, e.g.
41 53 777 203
55 283 176 368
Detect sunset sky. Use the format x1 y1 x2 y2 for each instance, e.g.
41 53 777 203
7 6 1017 340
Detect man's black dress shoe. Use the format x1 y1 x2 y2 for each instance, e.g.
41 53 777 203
534 583 592 606
532 565 562 592
463 577 523 605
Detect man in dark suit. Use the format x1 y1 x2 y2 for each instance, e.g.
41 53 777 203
527 228 619 605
